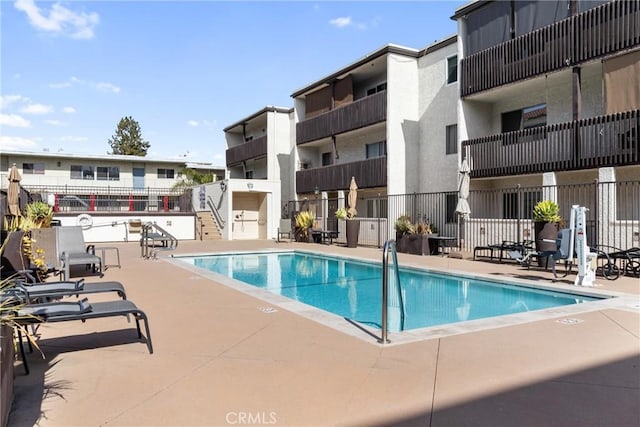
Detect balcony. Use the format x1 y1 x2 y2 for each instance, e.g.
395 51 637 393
225 135 267 166
461 1 640 97
296 91 386 145
296 157 387 193
463 110 639 178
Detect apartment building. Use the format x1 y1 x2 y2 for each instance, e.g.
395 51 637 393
208 106 294 240
453 0 639 246
291 37 458 221
1 150 223 189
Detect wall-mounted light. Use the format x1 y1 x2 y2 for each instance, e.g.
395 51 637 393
220 181 227 192
247 182 254 190
314 186 319 195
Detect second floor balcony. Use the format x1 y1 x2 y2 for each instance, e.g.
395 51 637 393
296 91 386 145
225 135 267 166
461 1 640 97
463 110 639 178
296 156 387 194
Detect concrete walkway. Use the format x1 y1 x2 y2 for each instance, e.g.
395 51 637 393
10 240 640 426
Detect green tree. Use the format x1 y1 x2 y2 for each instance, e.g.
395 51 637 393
108 116 150 156
172 168 215 190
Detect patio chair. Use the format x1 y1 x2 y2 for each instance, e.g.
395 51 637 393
474 240 533 263
8 278 127 302
590 245 639 278
15 296 153 374
57 226 103 280
508 230 574 279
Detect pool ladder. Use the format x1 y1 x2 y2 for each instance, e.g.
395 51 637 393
380 240 405 343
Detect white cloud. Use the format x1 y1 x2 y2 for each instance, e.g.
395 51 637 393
329 15 378 31
62 106 76 114
96 82 121 93
14 0 99 40
50 77 120 94
21 103 53 114
45 119 67 126
0 94 30 110
329 16 352 28
0 135 38 150
187 120 199 127
0 113 31 128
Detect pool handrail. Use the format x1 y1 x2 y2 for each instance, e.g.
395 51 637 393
380 240 404 343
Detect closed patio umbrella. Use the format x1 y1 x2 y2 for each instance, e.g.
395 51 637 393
455 159 471 250
7 163 22 216
455 159 471 219
347 176 358 218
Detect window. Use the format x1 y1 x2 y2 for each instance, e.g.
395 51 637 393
446 124 457 155
366 141 386 159
70 165 94 180
365 197 388 218
366 82 387 96
245 170 254 179
502 104 547 132
97 166 120 181
503 191 541 219
157 168 175 179
447 55 458 84
322 152 332 166
22 163 44 175
446 194 458 223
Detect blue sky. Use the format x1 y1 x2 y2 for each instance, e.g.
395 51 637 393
1 0 465 165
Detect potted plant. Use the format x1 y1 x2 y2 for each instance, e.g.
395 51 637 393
336 207 359 248
294 210 315 242
533 200 562 266
394 216 435 255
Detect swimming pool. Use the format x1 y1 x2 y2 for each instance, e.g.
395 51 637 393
176 251 602 333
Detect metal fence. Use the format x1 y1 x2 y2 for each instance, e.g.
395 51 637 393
21 185 193 213
288 180 640 251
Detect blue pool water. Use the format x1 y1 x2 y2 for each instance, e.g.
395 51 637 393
179 251 600 332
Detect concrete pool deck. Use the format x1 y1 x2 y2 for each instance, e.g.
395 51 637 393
9 240 640 426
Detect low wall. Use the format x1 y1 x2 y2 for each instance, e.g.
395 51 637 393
53 214 196 243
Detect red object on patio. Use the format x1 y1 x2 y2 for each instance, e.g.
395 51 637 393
54 193 59 212
163 195 169 212
89 193 96 211
129 194 134 211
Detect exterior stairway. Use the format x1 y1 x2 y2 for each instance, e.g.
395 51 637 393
196 211 222 240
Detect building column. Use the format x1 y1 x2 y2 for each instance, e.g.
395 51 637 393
541 172 558 203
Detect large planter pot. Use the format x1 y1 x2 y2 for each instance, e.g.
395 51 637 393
346 220 360 248
1 231 29 275
534 221 560 267
294 228 313 243
0 324 15 427
397 234 432 256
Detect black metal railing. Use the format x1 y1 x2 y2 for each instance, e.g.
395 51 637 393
226 135 268 166
287 180 640 251
463 110 639 178
296 157 387 193
21 185 192 213
461 1 640 96
296 91 386 145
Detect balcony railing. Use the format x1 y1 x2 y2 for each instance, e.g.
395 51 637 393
296 157 387 193
225 135 268 166
296 91 386 145
461 1 640 97
463 110 639 178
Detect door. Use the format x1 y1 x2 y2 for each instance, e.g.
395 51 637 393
232 193 260 239
133 167 145 190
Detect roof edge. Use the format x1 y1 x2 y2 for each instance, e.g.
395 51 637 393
223 106 294 132
290 44 420 98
